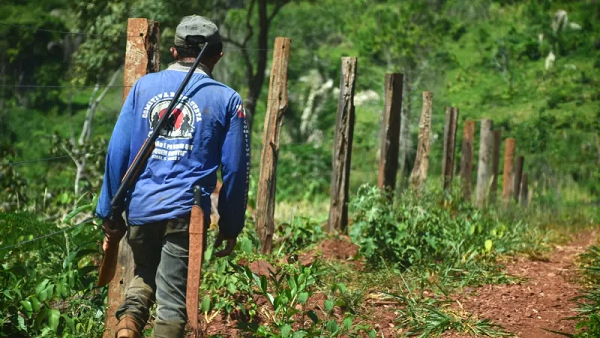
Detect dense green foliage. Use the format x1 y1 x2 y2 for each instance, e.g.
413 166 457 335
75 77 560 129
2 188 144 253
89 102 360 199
1 0 598 336
573 246 600 338
0 210 105 337
349 184 537 268
172 183 550 337
1 0 598 205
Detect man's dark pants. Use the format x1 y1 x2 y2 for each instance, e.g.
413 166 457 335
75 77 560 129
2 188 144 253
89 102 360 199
115 217 205 338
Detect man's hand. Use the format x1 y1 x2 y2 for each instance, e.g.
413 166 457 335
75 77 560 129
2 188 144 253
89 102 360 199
214 232 237 257
102 216 126 252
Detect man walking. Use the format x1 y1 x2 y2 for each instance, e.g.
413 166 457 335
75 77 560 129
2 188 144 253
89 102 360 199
96 15 250 338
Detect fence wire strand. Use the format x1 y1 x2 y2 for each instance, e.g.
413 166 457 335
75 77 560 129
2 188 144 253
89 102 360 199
1 151 104 167
1 83 286 104
1 141 387 167
0 22 132 39
0 217 94 252
0 22 274 51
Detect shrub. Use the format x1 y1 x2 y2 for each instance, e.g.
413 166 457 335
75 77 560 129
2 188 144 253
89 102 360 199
349 185 534 269
0 211 105 337
573 246 600 338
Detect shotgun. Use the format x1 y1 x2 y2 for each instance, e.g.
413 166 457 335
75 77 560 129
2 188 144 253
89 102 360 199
97 37 211 288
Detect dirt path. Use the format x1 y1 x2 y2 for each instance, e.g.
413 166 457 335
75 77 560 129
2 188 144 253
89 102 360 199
194 234 596 337
444 231 597 338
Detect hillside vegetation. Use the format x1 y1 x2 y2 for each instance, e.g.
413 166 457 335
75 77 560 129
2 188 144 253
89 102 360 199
1 0 598 205
0 0 599 337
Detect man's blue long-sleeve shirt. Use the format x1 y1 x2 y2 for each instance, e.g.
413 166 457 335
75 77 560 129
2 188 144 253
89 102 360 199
96 63 250 238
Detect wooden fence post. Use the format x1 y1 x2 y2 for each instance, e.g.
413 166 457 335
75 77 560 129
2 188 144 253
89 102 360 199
501 138 516 203
460 120 476 200
513 156 525 202
520 173 528 206
328 57 357 232
475 119 493 207
256 37 291 254
489 130 502 203
377 73 403 193
442 107 459 191
410 91 433 191
104 18 160 338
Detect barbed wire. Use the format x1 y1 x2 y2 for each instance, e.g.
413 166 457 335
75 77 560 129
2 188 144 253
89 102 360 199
0 20 411 167
0 217 94 252
0 84 276 102
0 22 274 51
1 83 287 106
0 22 132 39
1 151 104 167
1 84 282 104
1 84 128 89
0 141 394 167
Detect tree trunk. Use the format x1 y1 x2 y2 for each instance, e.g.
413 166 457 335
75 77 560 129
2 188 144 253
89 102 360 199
244 0 270 136
328 57 357 233
460 120 475 201
409 91 433 192
378 73 403 193
489 130 502 203
398 72 412 190
79 67 121 146
501 138 516 204
513 156 524 202
103 18 160 338
475 119 493 207
520 173 528 207
256 37 291 254
0 61 5 114
442 107 459 191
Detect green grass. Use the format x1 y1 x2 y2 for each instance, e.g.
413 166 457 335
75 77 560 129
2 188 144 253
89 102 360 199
434 1 600 200
1 1 599 336
567 245 600 337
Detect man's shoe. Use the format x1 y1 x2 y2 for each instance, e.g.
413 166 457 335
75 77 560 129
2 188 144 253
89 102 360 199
115 315 142 338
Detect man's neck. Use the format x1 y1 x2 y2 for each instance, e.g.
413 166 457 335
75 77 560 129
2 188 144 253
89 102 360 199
180 57 196 63
169 60 214 79
177 58 214 72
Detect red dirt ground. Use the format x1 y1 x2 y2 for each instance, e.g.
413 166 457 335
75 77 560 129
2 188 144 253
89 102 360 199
442 230 597 338
186 232 595 337
318 237 359 261
193 238 366 337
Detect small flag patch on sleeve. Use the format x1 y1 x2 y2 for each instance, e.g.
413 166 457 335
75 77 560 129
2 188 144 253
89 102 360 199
236 104 246 118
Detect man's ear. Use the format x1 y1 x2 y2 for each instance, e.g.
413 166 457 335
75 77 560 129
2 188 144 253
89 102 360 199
212 51 224 66
170 46 178 60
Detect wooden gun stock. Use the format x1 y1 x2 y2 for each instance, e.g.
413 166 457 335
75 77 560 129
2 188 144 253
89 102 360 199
97 240 120 287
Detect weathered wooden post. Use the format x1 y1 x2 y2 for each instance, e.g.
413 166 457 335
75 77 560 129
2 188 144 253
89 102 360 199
256 37 291 254
442 107 459 191
460 120 475 200
513 155 525 202
520 173 529 206
104 18 160 338
501 138 516 203
489 130 502 203
377 73 403 193
328 57 357 232
410 91 433 192
475 119 493 207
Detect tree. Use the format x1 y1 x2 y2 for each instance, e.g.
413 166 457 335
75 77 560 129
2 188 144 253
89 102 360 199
0 1 70 109
219 0 294 137
69 0 296 139
348 0 445 189
69 0 129 85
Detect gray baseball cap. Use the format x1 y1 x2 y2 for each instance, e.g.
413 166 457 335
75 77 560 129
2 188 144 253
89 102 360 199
174 15 221 47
